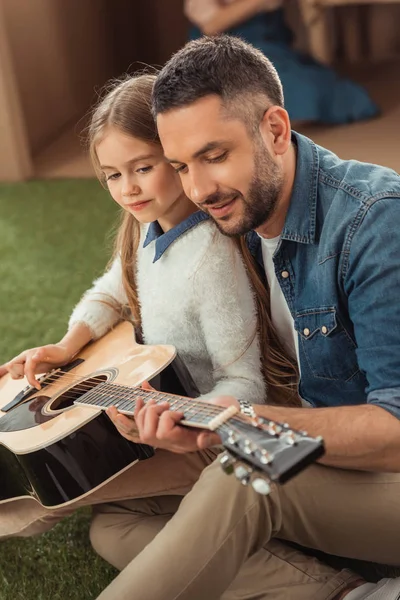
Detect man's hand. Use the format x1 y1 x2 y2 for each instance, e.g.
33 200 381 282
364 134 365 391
133 396 240 453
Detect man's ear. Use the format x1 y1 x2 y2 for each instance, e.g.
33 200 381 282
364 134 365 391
259 106 291 157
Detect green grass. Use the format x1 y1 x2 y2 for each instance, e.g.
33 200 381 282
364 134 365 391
0 180 120 599
0 510 117 600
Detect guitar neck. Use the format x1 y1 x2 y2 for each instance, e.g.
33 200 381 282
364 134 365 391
74 381 241 432
73 378 325 487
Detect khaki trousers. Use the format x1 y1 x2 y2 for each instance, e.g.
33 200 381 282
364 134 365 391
0 448 218 539
96 459 400 600
90 495 355 600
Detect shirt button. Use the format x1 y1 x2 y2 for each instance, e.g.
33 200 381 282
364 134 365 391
303 328 310 336
321 326 328 334
281 270 289 279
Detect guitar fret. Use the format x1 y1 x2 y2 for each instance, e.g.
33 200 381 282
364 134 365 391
169 400 186 411
114 400 134 413
79 385 104 405
104 384 136 408
76 382 230 429
115 385 131 406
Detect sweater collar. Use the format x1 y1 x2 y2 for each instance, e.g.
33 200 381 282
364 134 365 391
143 210 210 262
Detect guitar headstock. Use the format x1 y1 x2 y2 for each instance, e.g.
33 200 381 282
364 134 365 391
217 416 324 494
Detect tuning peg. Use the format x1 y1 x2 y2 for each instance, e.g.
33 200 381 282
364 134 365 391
280 431 297 445
234 463 252 486
259 449 273 464
266 421 282 436
227 430 238 445
243 439 256 455
251 476 271 496
219 451 236 475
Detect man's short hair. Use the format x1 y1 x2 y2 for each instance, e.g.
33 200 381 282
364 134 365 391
152 35 284 121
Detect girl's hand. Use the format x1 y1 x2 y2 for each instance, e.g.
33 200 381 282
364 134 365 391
105 381 156 443
132 396 238 454
0 344 74 390
106 406 142 443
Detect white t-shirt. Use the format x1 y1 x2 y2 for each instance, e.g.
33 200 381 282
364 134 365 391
259 234 299 365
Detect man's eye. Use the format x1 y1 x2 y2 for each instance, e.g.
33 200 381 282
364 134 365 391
207 152 228 163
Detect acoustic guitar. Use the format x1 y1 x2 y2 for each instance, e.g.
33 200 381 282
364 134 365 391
0 322 324 508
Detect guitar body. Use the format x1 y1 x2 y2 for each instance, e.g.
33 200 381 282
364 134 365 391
0 322 199 508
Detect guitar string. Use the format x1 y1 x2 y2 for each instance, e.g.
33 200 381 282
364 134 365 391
18 370 194 397
12 370 232 417
6 373 289 445
5 376 291 468
23 371 257 425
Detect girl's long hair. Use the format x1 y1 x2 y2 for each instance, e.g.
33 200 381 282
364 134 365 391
236 237 300 406
88 74 299 406
88 74 158 326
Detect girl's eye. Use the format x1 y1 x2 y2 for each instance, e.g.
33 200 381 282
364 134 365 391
174 165 188 174
136 166 153 174
106 173 120 181
207 152 228 163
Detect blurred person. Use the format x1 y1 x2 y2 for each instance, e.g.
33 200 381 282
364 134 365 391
185 0 379 124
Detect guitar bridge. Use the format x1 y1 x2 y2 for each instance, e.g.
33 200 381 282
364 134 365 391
1 358 84 413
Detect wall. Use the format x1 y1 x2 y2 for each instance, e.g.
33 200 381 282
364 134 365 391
2 0 113 155
113 0 188 72
0 0 188 181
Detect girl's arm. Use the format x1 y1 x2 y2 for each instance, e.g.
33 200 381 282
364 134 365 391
194 232 266 405
68 256 129 341
184 0 274 36
0 258 129 388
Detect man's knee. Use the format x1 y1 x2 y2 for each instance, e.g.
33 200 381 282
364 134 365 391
89 512 110 560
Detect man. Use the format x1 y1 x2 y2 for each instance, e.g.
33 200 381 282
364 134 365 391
98 36 400 600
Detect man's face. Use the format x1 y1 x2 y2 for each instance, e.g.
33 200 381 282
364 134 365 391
156 94 283 236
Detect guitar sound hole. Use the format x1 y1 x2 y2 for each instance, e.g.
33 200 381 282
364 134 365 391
50 375 108 411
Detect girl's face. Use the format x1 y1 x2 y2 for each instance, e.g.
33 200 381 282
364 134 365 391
96 126 188 227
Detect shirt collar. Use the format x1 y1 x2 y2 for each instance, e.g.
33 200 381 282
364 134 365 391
143 210 210 262
281 131 318 245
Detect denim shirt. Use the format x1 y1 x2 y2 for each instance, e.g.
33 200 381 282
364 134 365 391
247 132 400 419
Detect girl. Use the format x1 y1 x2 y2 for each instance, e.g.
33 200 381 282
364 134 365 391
0 74 297 568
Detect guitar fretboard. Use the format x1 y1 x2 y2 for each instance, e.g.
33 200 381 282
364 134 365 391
75 380 242 430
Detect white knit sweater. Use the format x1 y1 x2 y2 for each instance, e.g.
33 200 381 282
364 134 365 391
69 219 266 404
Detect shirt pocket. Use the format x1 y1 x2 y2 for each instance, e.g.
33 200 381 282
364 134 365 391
294 307 359 381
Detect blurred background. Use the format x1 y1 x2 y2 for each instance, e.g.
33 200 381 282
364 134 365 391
0 0 399 182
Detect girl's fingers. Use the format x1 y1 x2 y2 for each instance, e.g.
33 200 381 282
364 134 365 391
24 353 43 389
140 381 156 392
138 402 171 442
106 406 140 441
134 399 167 431
8 362 25 380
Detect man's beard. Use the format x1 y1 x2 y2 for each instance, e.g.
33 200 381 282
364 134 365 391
203 146 283 237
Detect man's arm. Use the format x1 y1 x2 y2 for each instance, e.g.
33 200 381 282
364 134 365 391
254 402 400 472
132 397 400 471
